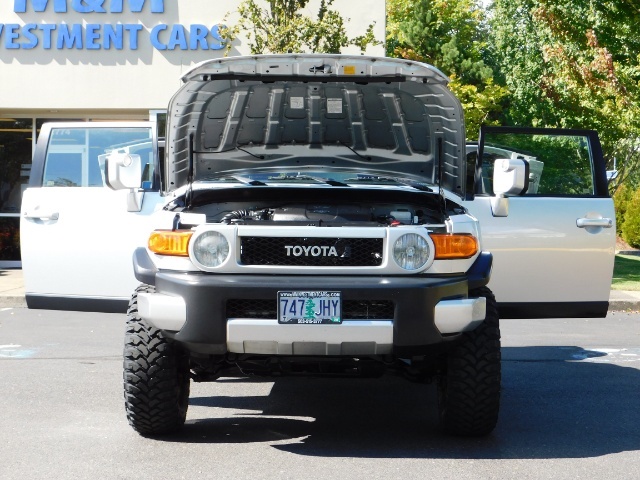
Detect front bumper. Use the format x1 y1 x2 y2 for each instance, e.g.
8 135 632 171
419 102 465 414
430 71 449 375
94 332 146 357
133 248 492 356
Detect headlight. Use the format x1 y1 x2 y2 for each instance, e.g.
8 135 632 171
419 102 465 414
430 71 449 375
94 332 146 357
393 233 430 270
192 231 230 268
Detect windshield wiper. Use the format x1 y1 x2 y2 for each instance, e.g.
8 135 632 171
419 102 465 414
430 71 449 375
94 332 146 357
204 174 266 186
296 174 350 187
391 178 433 192
230 175 266 186
262 174 349 187
345 175 433 192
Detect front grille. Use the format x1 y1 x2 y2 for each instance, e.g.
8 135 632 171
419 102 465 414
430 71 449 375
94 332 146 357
240 237 383 267
227 299 394 320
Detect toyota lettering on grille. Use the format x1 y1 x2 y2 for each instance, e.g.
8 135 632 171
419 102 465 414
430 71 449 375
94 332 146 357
240 237 378 266
284 245 339 257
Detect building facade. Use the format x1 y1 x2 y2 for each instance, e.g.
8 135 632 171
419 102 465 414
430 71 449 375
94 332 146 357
0 0 385 266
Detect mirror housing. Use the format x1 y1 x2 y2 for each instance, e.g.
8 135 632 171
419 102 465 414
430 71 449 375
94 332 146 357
493 157 529 196
104 152 145 212
490 157 530 217
105 153 142 191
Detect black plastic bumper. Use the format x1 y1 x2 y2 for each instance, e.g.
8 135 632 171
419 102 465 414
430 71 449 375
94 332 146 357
133 248 492 355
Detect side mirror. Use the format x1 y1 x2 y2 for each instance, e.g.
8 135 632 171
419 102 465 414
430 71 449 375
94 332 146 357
493 157 529 196
105 153 142 191
104 152 145 212
491 157 529 217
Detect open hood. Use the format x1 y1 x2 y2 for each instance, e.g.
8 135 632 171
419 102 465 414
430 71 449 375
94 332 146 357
165 54 467 198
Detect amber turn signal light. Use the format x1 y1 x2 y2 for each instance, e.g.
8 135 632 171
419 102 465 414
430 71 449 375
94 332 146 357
148 230 193 256
430 233 478 259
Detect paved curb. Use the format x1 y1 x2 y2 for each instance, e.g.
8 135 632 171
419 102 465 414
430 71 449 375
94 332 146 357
609 302 640 312
0 296 27 309
609 290 640 313
608 299 640 313
0 270 26 309
617 250 640 256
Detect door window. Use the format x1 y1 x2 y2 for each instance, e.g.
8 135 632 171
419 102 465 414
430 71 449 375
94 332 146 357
474 128 605 197
42 127 154 188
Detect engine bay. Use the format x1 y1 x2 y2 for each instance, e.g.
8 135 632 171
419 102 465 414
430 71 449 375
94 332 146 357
165 186 465 226
215 203 438 226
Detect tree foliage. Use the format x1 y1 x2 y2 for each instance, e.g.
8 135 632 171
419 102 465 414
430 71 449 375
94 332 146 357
222 0 379 55
488 0 640 190
388 0 491 84
387 0 508 139
614 184 634 237
622 188 640 249
448 76 509 140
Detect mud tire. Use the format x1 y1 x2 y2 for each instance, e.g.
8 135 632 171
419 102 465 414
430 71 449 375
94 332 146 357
437 287 501 436
123 284 190 436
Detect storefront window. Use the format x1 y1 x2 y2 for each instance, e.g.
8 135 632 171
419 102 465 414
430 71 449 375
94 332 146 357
0 118 32 214
0 217 20 262
0 118 33 262
149 110 167 139
157 113 167 139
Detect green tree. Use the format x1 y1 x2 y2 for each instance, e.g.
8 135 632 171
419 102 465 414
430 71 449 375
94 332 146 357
222 0 379 55
488 0 640 189
622 188 640 249
614 184 634 237
387 0 509 138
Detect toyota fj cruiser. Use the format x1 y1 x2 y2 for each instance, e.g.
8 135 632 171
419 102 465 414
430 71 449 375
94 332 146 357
21 54 615 437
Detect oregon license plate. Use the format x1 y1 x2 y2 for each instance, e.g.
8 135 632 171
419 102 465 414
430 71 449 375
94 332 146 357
278 291 342 324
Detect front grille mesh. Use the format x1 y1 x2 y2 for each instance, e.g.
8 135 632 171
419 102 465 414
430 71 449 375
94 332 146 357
240 237 383 266
227 299 394 320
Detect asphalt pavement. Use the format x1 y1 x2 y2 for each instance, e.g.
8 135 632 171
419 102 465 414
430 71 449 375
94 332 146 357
1 308 640 479
2 268 639 312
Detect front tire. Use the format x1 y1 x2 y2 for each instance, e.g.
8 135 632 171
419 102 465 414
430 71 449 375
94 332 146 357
437 287 501 436
123 284 190 436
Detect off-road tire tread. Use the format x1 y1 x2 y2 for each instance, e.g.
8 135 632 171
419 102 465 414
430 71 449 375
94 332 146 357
438 286 501 436
123 284 190 436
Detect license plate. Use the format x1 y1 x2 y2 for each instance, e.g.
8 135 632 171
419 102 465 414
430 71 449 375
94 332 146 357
278 291 342 324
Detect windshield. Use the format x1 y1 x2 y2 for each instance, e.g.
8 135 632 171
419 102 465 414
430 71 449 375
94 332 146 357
193 144 439 186
197 168 436 191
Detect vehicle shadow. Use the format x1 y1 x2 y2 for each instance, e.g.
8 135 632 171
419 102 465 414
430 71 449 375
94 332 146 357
164 346 640 459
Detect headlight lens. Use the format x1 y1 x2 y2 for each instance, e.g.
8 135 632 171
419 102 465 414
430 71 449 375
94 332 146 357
393 234 430 270
192 231 230 268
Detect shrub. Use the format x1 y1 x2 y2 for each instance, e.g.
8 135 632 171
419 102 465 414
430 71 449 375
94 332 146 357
613 184 633 237
622 188 640 248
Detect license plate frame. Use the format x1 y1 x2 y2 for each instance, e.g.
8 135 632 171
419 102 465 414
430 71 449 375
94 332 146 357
278 291 342 324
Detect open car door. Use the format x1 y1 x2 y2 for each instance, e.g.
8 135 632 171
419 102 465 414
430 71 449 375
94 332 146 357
20 122 165 312
464 126 615 318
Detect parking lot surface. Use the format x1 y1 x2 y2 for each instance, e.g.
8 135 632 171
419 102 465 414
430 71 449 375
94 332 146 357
1 308 639 479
